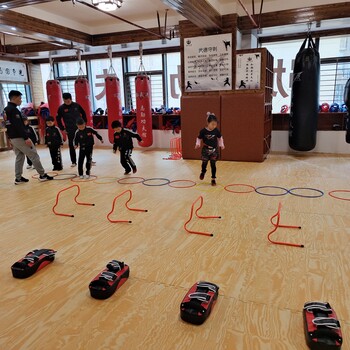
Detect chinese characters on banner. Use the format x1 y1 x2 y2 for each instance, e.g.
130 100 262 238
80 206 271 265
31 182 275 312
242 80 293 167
235 53 261 90
139 103 148 139
184 33 232 92
136 89 150 140
0 61 28 83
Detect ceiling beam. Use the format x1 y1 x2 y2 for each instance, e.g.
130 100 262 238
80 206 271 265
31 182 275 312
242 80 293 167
92 26 179 46
162 0 222 30
238 2 350 31
0 9 91 44
259 27 350 44
0 0 55 9
5 42 66 54
30 46 181 64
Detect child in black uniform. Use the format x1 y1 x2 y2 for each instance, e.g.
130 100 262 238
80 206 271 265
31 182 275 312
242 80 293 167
23 116 39 169
111 120 142 175
74 118 103 179
195 113 225 186
45 116 64 171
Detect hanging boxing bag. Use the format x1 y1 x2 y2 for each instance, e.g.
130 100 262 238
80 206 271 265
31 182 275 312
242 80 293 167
46 80 62 121
344 78 350 143
135 75 153 147
75 77 93 127
105 76 123 144
289 35 320 151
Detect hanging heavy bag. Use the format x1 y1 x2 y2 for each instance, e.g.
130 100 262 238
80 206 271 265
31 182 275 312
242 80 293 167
344 78 350 144
289 34 320 151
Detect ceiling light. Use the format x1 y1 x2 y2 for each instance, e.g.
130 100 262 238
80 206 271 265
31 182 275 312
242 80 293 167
10 27 16 31
1 4 8 8
91 0 123 12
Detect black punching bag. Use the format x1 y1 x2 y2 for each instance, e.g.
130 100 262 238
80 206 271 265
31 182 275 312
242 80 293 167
344 78 350 143
289 35 320 151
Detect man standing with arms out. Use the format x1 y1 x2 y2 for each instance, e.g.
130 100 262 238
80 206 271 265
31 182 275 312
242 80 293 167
57 93 87 167
4 90 53 184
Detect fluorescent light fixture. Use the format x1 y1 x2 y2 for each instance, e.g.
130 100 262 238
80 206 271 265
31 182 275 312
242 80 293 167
10 27 16 31
91 0 123 12
1 4 8 8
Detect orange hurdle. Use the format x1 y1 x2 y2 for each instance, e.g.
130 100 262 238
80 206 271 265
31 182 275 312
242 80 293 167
164 137 182 160
107 190 148 223
184 196 221 237
52 184 95 217
267 203 303 248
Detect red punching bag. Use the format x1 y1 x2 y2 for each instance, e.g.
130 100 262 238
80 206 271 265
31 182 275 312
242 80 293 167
75 77 93 127
105 76 123 144
135 75 153 147
46 80 62 123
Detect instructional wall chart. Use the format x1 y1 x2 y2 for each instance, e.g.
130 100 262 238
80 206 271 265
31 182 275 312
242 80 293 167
235 53 261 90
184 33 232 92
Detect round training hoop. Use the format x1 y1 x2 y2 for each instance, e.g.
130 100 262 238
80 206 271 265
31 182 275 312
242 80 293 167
117 177 145 185
288 187 324 198
224 184 256 194
168 180 197 188
255 186 289 197
328 190 350 201
71 175 97 182
142 178 170 187
93 177 119 184
32 172 58 179
53 173 77 180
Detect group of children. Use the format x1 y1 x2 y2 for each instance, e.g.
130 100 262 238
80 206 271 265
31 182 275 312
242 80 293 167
25 112 224 185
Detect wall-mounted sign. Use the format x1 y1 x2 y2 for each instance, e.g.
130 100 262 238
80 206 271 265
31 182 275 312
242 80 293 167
235 53 261 90
184 33 232 92
0 61 28 83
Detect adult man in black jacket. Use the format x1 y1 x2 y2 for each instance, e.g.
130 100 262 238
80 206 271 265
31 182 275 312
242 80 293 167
56 92 87 167
4 90 53 184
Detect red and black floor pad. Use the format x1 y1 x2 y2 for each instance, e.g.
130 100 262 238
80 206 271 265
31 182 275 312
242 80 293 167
180 281 219 325
11 249 57 279
89 260 129 300
303 301 343 350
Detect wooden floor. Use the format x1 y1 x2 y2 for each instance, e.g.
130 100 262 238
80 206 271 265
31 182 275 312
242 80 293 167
1 146 350 350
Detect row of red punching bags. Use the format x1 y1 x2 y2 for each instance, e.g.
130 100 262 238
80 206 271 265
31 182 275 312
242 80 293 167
46 74 153 147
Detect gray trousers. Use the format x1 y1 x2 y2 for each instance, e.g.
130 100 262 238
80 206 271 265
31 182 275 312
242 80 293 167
10 138 45 180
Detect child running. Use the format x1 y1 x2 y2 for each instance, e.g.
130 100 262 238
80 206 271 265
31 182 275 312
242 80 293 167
74 118 103 179
195 112 225 186
111 120 142 175
45 116 64 171
23 116 39 169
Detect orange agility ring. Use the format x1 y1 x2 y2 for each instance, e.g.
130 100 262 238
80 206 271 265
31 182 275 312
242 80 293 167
71 175 97 183
52 184 95 217
184 196 221 237
328 190 350 201
224 184 256 193
118 177 145 185
267 203 303 248
107 190 148 223
93 177 119 185
168 180 196 188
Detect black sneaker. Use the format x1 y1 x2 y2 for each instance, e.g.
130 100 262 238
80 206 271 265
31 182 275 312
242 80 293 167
132 167 137 174
39 173 54 182
14 177 29 185
199 173 205 180
211 179 216 186
124 171 131 175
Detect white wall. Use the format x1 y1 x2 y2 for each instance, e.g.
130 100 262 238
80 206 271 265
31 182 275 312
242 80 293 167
271 131 350 154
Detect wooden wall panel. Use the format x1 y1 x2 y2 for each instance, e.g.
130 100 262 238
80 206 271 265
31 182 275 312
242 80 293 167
221 93 265 162
181 95 221 160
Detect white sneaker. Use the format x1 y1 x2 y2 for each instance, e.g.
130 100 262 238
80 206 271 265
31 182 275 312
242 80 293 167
85 175 90 179
79 175 84 179
26 165 32 169
71 163 77 168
